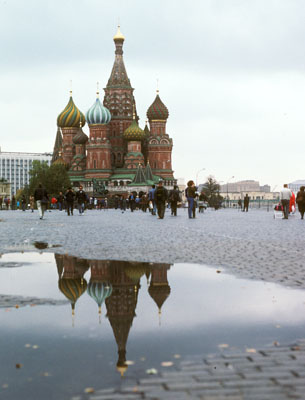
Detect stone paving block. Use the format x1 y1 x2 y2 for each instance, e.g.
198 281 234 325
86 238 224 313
223 379 276 388
93 388 116 395
144 390 189 399
195 374 242 383
162 370 210 379
138 378 170 385
89 394 141 400
166 381 223 391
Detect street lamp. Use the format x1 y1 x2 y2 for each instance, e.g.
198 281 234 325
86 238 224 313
226 176 234 208
196 168 206 187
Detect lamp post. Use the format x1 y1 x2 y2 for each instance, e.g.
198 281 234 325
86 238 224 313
196 168 206 188
226 176 234 208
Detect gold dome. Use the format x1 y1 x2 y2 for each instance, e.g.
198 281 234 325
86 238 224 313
113 25 125 41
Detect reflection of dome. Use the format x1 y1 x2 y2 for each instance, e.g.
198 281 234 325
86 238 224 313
148 284 171 311
86 98 111 125
124 263 146 282
58 278 87 313
87 281 112 314
147 92 169 121
57 96 86 128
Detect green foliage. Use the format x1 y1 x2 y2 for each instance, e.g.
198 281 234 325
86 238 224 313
201 175 223 209
23 161 71 198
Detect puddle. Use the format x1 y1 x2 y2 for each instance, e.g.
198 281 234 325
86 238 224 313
0 252 305 400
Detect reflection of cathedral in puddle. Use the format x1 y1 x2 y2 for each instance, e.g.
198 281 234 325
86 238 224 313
55 255 171 376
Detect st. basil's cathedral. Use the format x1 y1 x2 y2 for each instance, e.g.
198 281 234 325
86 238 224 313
53 26 176 195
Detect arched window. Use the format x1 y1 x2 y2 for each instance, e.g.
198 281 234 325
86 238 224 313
93 160 97 169
120 180 124 186
117 153 121 162
114 181 118 187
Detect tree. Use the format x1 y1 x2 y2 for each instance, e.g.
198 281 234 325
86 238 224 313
24 161 71 198
201 175 223 209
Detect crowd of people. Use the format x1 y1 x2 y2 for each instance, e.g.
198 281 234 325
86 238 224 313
1 181 305 221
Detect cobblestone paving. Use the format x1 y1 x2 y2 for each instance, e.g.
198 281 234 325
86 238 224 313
73 340 305 400
1 208 305 399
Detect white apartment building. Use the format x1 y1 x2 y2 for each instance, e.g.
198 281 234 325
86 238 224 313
0 149 52 196
288 180 305 193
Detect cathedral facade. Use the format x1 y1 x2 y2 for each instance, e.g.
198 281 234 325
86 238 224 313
53 27 176 196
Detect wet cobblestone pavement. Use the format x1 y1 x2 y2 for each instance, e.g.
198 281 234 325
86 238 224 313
1 208 305 399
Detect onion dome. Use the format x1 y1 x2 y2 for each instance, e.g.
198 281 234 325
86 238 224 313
87 282 112 322
113 25 125 41
149 284 171 311
124 263 146 283
86 97 111 125
73 128 88 145
123 119 146 141
58 277 87 320
147 91 169 121
57 94 86 128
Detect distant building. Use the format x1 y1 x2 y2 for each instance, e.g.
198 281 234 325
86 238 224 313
219 180 270 193
288 180 305 193
0 150 52 196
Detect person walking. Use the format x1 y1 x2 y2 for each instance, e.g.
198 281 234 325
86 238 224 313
75 185 87 215
169 185 180 216
29 195 35 212
57 192 64 211
243 194 250 212
186 180 197 219
34 183 49 219
65 187 75 216
21 195 27 211
155 180 168 219
296 186 305 220
129 192 135 212
148 185 156 215
280 184 292 219
11 196 16 210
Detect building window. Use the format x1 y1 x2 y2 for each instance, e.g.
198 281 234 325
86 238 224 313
94 160 97 169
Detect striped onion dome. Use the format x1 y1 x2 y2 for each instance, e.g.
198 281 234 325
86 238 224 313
125 264 146 283
73 128 88 145
58 278 87 310
123 119 146 141
147 92 169 121
57 95 86 128
86 97 111 125
87 281 112 307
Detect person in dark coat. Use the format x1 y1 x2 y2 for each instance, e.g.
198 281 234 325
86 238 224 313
34 183 49 219
65 187 75 216
243 194 250 212
57 192 64 211
296 186 305 219
75 185 87 215
154 180 168 219
169 185 180 216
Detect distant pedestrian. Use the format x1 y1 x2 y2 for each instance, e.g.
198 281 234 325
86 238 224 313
129 193 135 212
289 191 296 214
75 185 87 215
21 195 27 211
169 185 180 216
65 187 75 216
0 196 2 210
243 194 250 212
29 195 35 212
11 196 16 210
280 184 292 219
34 183 49 219
296 186 305 220
155 180 168 219
186 180 197 219
148 185 156 216
57 192 64 211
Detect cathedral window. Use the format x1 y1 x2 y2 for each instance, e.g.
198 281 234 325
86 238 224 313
94 160 97 169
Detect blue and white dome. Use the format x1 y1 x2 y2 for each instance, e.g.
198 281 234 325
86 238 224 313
86 98 111 125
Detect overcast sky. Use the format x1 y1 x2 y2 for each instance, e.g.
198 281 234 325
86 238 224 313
0 0 304 189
